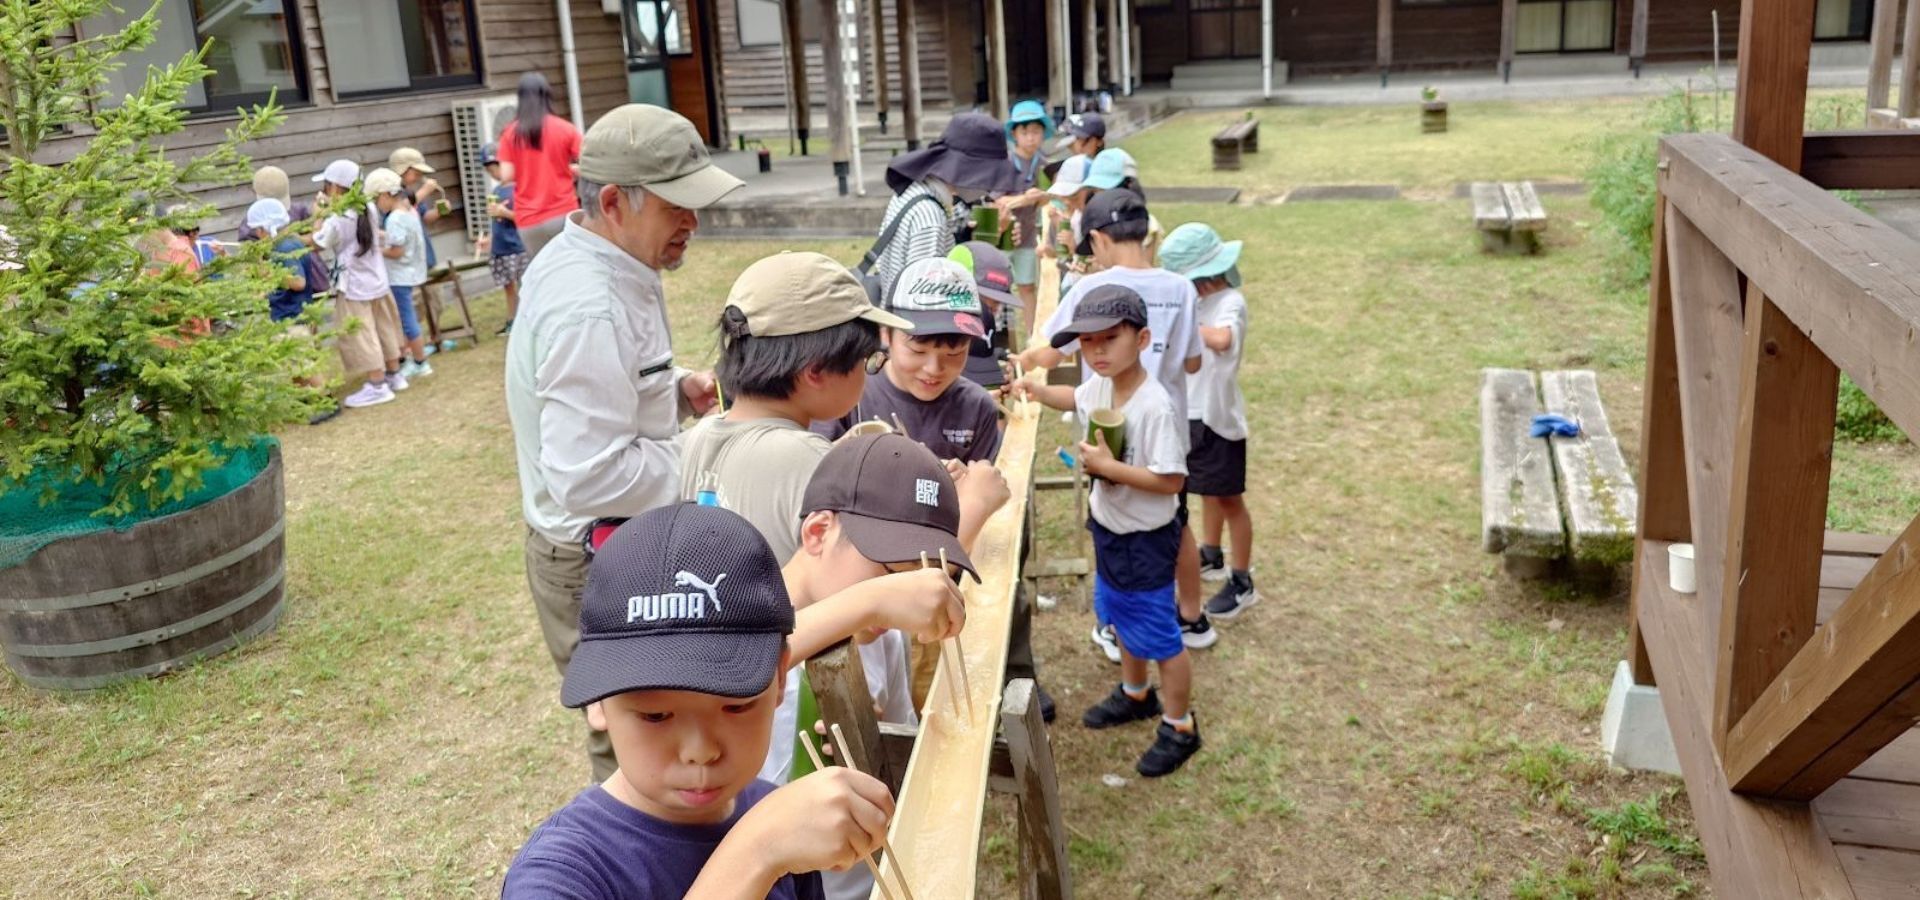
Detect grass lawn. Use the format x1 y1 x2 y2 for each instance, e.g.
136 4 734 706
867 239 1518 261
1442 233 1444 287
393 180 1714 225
4 95 1915 897
1117 99 1646 196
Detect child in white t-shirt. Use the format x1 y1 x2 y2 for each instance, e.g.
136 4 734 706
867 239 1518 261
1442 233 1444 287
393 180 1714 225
1160 222 1257 619
1014 284 1203 779
366 167 433 378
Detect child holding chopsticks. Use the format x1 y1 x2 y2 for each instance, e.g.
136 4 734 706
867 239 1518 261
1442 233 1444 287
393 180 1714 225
500 503 887 899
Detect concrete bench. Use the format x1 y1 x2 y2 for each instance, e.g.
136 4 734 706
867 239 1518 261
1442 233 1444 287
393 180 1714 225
1211 118 1260 171
1470 181 1548 255
1480 368 1638 578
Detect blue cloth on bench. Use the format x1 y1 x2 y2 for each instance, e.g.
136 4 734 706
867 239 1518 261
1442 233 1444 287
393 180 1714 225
1530 414 1581 438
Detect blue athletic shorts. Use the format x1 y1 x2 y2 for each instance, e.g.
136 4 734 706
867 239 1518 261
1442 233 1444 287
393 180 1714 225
1094 574 1183 662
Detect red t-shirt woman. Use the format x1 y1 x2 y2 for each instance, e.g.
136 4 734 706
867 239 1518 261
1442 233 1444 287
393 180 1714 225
497 73 581 256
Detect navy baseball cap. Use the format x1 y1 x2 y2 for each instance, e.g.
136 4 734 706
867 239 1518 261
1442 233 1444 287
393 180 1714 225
1050 284 1148 349
562 503 796 707
481 143 500 166
1055 112 1106 150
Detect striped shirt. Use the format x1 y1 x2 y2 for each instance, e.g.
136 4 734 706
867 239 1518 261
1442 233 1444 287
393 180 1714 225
872 181 959 300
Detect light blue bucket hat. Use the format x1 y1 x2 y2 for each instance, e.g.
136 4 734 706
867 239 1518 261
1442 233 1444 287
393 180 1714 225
1006 99 1054 140
1159 222 1243 288
1084 148 1130 191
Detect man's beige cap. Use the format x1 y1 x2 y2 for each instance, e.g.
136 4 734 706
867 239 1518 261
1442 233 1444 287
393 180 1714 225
577 104 744 209
252 165 292 207
388 147 435 174
726 252 913 337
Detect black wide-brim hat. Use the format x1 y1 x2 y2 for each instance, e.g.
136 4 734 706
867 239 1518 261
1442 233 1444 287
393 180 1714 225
886 112 1024 196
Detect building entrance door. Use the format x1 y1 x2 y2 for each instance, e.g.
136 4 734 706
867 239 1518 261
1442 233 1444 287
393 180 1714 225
1189 0 1263 60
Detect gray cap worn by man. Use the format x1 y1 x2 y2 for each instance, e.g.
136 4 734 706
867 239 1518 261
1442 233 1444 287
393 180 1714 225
502 103 743 782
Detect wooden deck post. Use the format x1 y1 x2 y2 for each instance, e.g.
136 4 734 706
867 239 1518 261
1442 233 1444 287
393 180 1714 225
1082 0 1100 94
1867 0 1900 112
1626 192 1690 686
987 0 1010 119
1106 0 1121 90
1499 0 1518 83
895 0 922 148
1902 0 1920 117
1376 0 1393 87
1714 0 1831 748
866 0 889 133
818 0 852 172
1003 679 1071 900
1630 0 1650 76
805 639 895 789
783 0 812 154
1047 0 1070 115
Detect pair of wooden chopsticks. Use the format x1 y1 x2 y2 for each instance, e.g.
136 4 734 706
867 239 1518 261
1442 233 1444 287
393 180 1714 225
919 549 974 723
799 723 917 900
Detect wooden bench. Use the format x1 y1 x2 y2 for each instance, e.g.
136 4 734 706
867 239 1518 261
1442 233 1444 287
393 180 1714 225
1470 181 1548 255
1211 118 1260 171
1480 368 1638 579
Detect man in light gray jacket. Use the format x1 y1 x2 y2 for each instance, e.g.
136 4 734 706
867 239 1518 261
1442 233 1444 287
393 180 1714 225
504 104 743 780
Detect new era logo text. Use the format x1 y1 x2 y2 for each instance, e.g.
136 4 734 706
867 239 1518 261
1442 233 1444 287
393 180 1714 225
914 478 940 507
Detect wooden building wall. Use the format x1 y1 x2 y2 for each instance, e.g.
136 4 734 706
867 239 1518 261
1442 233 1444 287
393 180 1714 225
38 0 630 237
1393 2 1503 68
713 0 954 112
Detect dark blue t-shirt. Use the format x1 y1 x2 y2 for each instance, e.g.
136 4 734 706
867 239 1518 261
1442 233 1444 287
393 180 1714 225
266 236 313 321
501 780 824 900
491 184 526 257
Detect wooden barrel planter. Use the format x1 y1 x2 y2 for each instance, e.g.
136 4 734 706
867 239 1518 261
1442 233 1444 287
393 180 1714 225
0 448 287 691
1422 101 1449 134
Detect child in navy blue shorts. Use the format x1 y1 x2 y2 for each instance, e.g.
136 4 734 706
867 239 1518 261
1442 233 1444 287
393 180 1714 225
1013 284 1202 777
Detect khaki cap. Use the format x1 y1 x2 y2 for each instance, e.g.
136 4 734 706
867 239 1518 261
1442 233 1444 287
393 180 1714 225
364 167 404 196
726 252 912 337
388 147 435 174
252 165 292 207
577 103 744 210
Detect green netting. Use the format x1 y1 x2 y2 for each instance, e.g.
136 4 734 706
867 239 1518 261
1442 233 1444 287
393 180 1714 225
0 438 276 570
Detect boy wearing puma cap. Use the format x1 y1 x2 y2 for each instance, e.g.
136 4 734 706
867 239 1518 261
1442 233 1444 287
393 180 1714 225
502 503 890 899
812 256 1004 464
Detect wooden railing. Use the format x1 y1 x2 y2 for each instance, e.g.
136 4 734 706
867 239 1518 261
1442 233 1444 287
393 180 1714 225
1640 127 1920 801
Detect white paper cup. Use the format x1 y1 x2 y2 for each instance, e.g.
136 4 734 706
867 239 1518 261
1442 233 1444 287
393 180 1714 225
1668 543 1697 594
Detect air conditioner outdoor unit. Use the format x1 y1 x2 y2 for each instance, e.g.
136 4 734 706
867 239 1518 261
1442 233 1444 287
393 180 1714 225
451 94 519 243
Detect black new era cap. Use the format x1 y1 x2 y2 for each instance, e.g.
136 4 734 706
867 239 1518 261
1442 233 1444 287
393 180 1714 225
562 503 795 708
801 433 979 582
1050 284 1149 349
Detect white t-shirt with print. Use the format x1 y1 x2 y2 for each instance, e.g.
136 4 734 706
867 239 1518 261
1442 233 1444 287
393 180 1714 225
1046 265 1202 422
1187 287 1249 440
1076 375 1188 534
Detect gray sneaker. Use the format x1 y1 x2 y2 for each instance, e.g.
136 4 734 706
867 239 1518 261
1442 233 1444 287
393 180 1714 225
1205 574 1260 621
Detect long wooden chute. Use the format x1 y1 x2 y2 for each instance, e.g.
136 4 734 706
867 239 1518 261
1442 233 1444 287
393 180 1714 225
873 268 1062 899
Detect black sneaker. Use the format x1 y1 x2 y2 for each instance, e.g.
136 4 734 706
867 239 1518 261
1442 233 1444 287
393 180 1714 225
307 403 342 426
1180 613 1218 649
496 319 514 335
1198 545 1227 583
1204 573 1260 621
1137 716 1203 777
1082 685 1162 729
1037 683 1057 724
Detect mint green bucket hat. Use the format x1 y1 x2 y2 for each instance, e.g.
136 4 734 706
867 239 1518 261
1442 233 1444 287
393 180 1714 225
1159 222 1243 287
